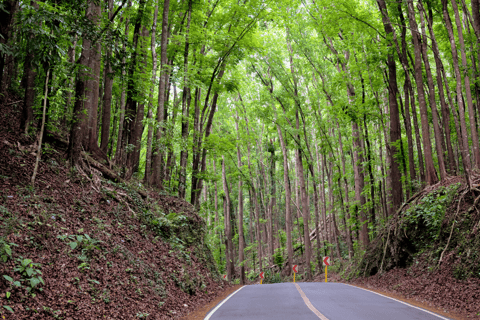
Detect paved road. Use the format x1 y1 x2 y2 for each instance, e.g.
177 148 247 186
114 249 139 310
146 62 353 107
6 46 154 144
205 283 450 320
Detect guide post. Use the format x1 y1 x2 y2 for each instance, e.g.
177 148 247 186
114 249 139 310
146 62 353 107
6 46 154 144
323 257 330 283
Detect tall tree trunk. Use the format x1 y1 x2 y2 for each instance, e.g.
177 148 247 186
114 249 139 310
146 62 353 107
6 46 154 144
151 0 170 188
423 1 457 175
68 0 96 166
295 111 311 279
450 0 480 170
213 159 219 234
235 116 246 285
418 3 448 181
376 0 403 213
277 124 293 276
334 123 353 257
441 0 472 186
178 0 192 199
222 156 234 280
351 120 369 247
114 2 132 164
20 1 38 134
123 0 146 178
0 0 17 93
396 1 426 183
100 0 114 153
144 2 159 185
406 0 438 185
268 140 276 263
243 124 263 273
84 0 102 157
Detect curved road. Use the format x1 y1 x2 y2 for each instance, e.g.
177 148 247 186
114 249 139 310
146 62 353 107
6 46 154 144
205 283 450 320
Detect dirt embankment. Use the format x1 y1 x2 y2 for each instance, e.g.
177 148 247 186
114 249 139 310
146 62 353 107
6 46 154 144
0 96 232 318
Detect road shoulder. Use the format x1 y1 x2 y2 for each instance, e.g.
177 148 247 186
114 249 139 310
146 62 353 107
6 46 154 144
344 282 468 320
179 284 242 320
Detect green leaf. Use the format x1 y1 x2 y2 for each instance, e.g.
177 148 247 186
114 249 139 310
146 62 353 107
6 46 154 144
6 292 10 299
69 242 78 250
22 259 32 267
26 268 34 277
13 281 21 287
30 278 40 288
3 275 13 282
166 212 178 220
3 305 13 313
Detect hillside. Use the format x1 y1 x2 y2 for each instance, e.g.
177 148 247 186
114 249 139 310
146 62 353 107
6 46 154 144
0 97 230 319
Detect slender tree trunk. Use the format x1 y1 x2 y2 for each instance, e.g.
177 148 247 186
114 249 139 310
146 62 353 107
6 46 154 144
244 127 263 273
100 0 114 153
85 0 102 157
418 3 448 181
144 2 159 185
268 140 276 264
115 3 131 164
213 159 219 234
277 124 293 276
441 0 472 186
151 0 170 188
423 1 457 175
351 120 369 247
178 0 192 199
31 67 50 186
334 123 353 257
295 111 311 279
376 0 404 214
0 0 17 91
222 156 234 280
450 0 480 170
406 0 438 185
235 114 246 285
20 1 39 135
68 1 96 166
123 0 146 177
396 2 426 183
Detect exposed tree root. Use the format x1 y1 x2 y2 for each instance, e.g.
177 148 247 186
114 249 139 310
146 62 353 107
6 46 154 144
83 152 148 198
379 227 390 274
437 187 469 268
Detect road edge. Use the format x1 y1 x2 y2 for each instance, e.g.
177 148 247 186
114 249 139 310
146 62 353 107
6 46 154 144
204 285 245 320
342 283 451 320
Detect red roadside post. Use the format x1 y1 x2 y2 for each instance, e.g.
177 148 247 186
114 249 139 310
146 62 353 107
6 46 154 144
293 265 298 283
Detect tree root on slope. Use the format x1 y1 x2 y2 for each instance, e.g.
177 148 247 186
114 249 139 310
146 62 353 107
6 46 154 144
437 187 471 269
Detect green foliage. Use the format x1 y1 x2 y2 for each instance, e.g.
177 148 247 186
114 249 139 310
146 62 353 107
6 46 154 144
273 248 284 269
57 233 102 272
4 257 45 296
402 184 460 245
246 269 259 281
0 237 17 263
263 269 282 284
3 305 13 313
57 233 102 256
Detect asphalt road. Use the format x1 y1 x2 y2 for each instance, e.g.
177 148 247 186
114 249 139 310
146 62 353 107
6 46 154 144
204 283 451 320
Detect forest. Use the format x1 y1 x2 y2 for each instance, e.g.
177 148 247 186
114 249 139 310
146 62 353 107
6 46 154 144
1 0 480 315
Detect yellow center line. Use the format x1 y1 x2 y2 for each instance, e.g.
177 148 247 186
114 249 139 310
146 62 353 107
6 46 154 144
294 283 329 320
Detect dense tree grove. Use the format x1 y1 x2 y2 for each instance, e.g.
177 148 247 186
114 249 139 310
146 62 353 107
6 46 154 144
2 0 480 283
